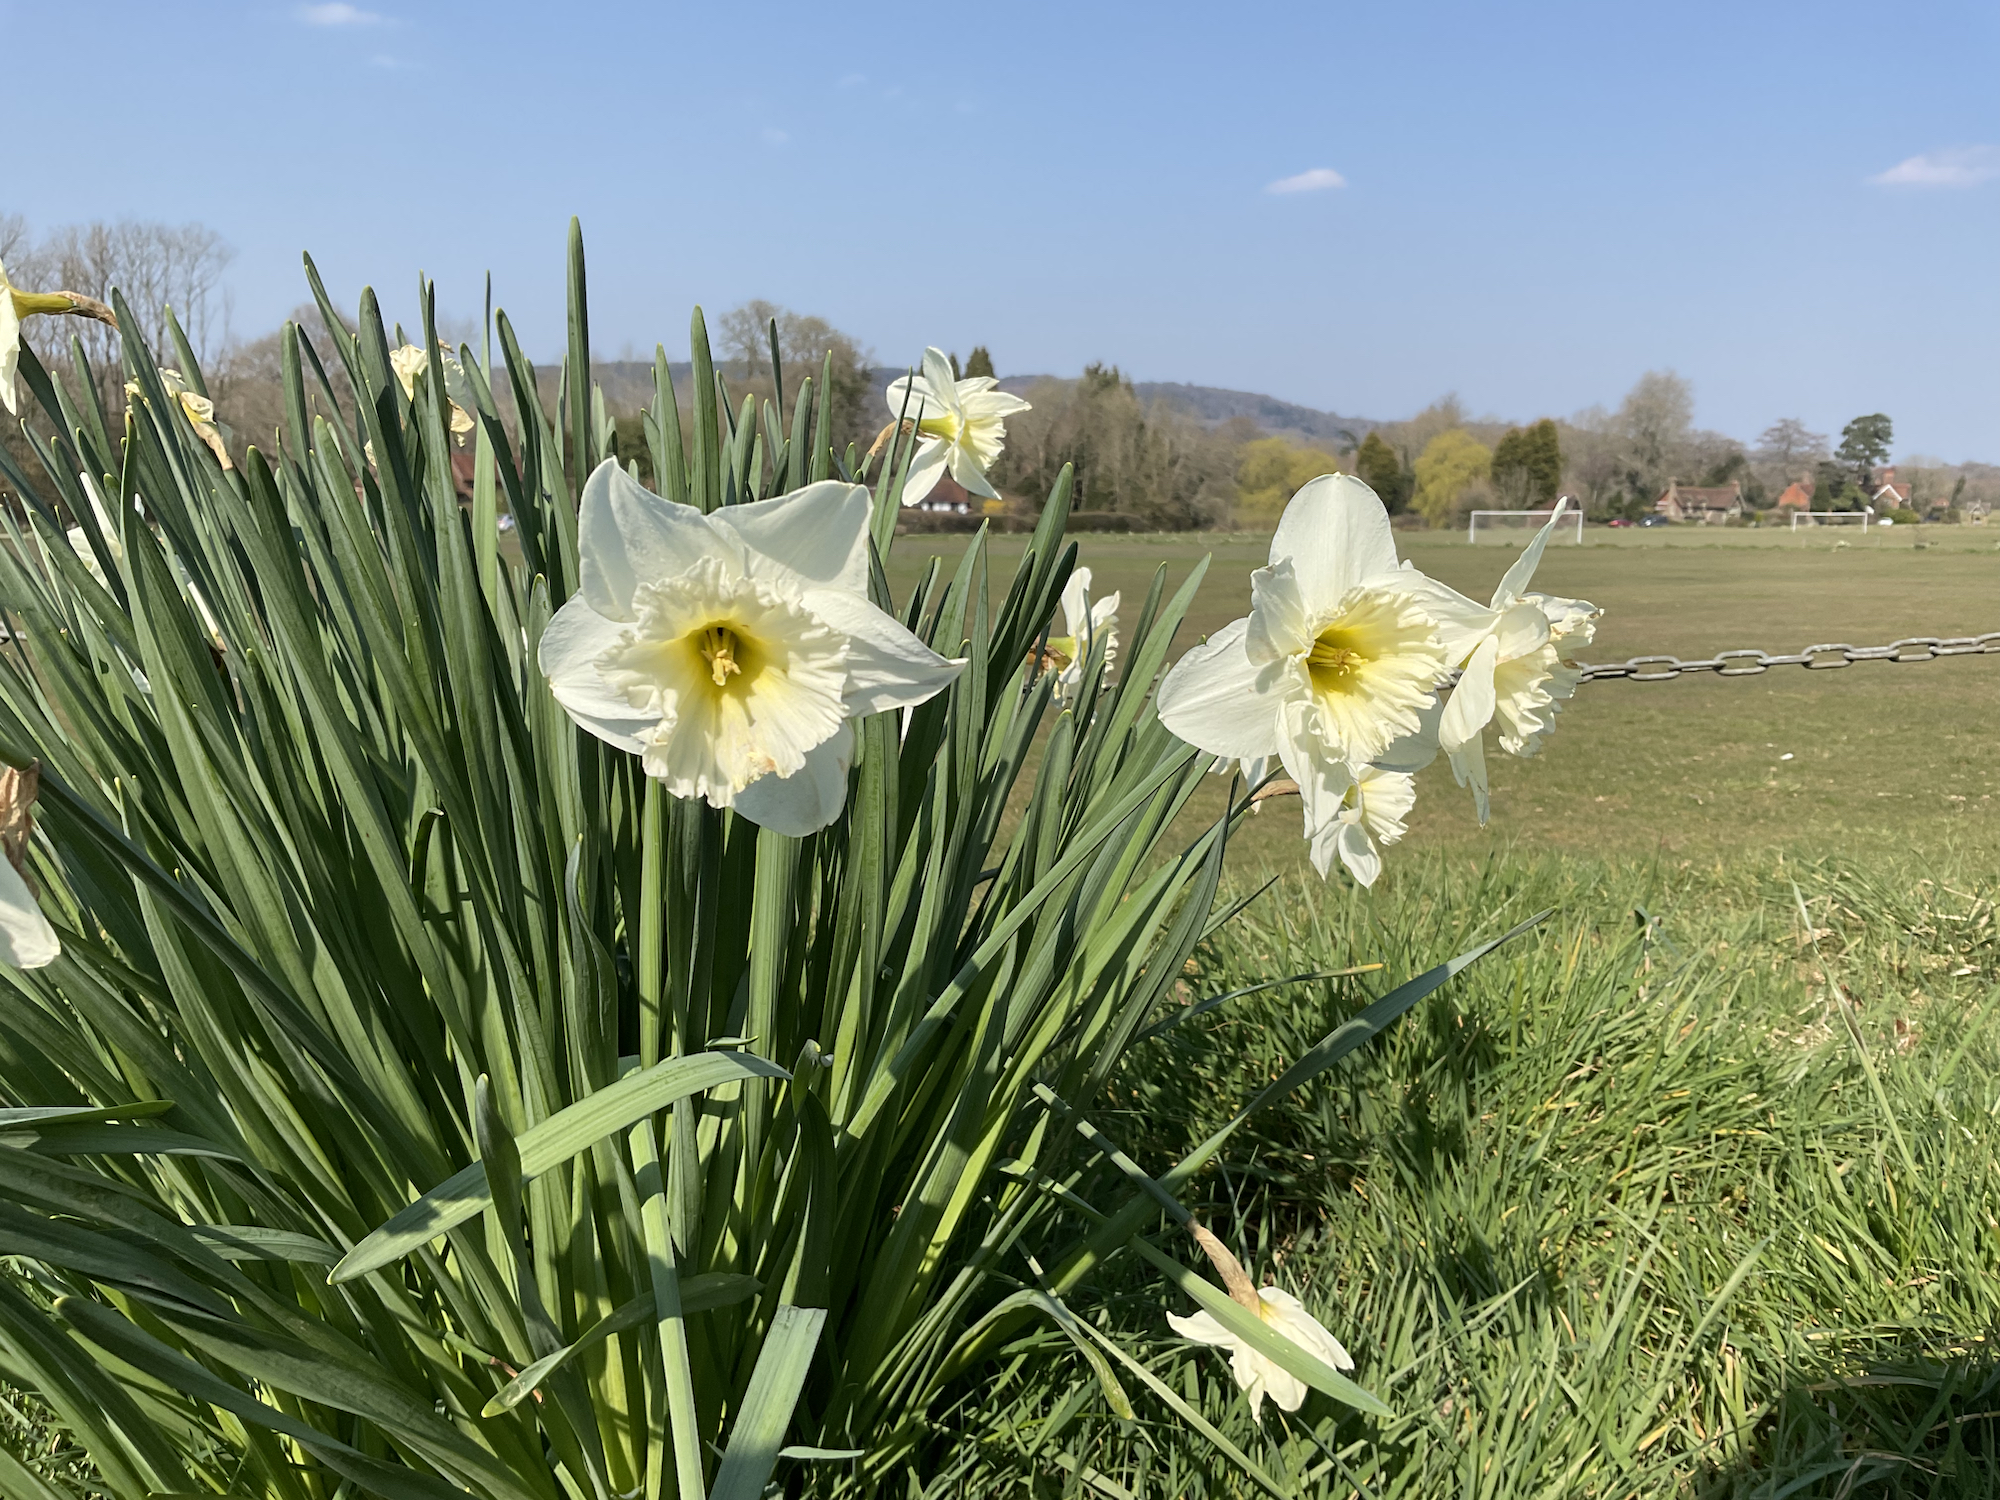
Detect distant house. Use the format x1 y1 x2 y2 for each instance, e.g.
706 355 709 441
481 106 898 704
1655 479 1744 524
1871 481 1913 510
1775 479 1814 511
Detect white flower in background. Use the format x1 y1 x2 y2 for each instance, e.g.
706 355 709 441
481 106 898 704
1309 762 1418 887
64 474 223 650
2 261 118 418
883 347 1029 505
126 370 234 471
390 343 477 442
1169 1286 1354 1420
0 762 59 970
540 460 966 835
1157 474 1448 881
1045 567 1120 708
1416 502 1599 822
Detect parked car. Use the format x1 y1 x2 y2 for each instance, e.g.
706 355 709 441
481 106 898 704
1638 514 1671 527
1606 517 1633 528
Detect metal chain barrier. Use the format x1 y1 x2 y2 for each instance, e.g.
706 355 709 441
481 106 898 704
1572 631 2000 683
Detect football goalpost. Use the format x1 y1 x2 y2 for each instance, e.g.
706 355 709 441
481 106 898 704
1790 508 1872 532
1467 509 1584 544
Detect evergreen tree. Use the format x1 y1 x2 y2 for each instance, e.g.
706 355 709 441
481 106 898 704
963 345 995 380
1836 412 1893 489
1354 430 1407 512
1524 417 1563 504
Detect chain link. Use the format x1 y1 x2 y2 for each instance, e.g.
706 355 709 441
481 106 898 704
1573 631 2000 683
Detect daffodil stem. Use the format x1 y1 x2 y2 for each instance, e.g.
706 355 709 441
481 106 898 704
9 289 117 327
637 778 664 1067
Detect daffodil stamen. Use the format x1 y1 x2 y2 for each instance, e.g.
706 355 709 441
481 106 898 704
696 625 747 687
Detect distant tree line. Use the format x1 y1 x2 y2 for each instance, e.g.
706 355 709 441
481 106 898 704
7 214 1992 532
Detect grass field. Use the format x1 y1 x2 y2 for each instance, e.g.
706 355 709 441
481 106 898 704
878 524 2000 1497
940 851 2000 1497
887 525 2000 869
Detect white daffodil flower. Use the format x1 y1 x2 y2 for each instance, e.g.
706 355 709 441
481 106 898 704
1169 1287 1355 1420
0 763 59 970
1417 502 1598 823
540 460 966 835
1046 567 1119 708
884 347 1029 506
1157 474 1448 878
1310 762 1418 888
390 343 477 442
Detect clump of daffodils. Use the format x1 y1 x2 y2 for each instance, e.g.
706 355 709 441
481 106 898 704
1158 478 1596 886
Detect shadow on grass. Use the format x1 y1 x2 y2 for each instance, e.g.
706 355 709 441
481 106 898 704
1707 1349 2000 1500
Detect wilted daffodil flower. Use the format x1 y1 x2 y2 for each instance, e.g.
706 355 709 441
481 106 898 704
1045 566 1119 708
126 369 233 471
883 347 1029 506
1 258 118 417
390 343 478 442
0 762 59 970
540 460 965 835
1417 501 1599 823
1167 1221 1354 1420
1157 474 1448 883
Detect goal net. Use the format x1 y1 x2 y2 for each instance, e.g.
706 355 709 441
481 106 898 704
1790 509 1872 532
1467 509 1584 544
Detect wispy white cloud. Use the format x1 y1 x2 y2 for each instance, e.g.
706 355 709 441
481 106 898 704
762 127 790 146
1266 167 1346 195
1869 145 2000 188
299 2 384 25
369 53 406 69
837 72 866 89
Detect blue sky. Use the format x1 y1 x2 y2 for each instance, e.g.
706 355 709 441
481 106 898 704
18 0 2000 458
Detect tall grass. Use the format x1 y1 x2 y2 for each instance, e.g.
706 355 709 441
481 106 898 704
936 850 2000 1497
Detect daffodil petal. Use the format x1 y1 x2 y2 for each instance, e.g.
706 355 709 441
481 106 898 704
1156 618 1286 761
1494 499 1569 607
578 459 734 621
0 284 20 418
538 598 658 754
899 439 949 507
1059 568 1093 638
920 347 961 411
802 589 967 716
1269 473 1400 606
1166 1310 1235 1347
961 387 1031 420
883 374 926 422
1491 601 1551 661
945 442 1001 500
1449 735 1491 825
1440 635 1499 751
1257 1288 1355 1374
710 481 872 595
733 720 853 836
1372 699 1442 774
1245 560 1314 663
0 855 59 970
